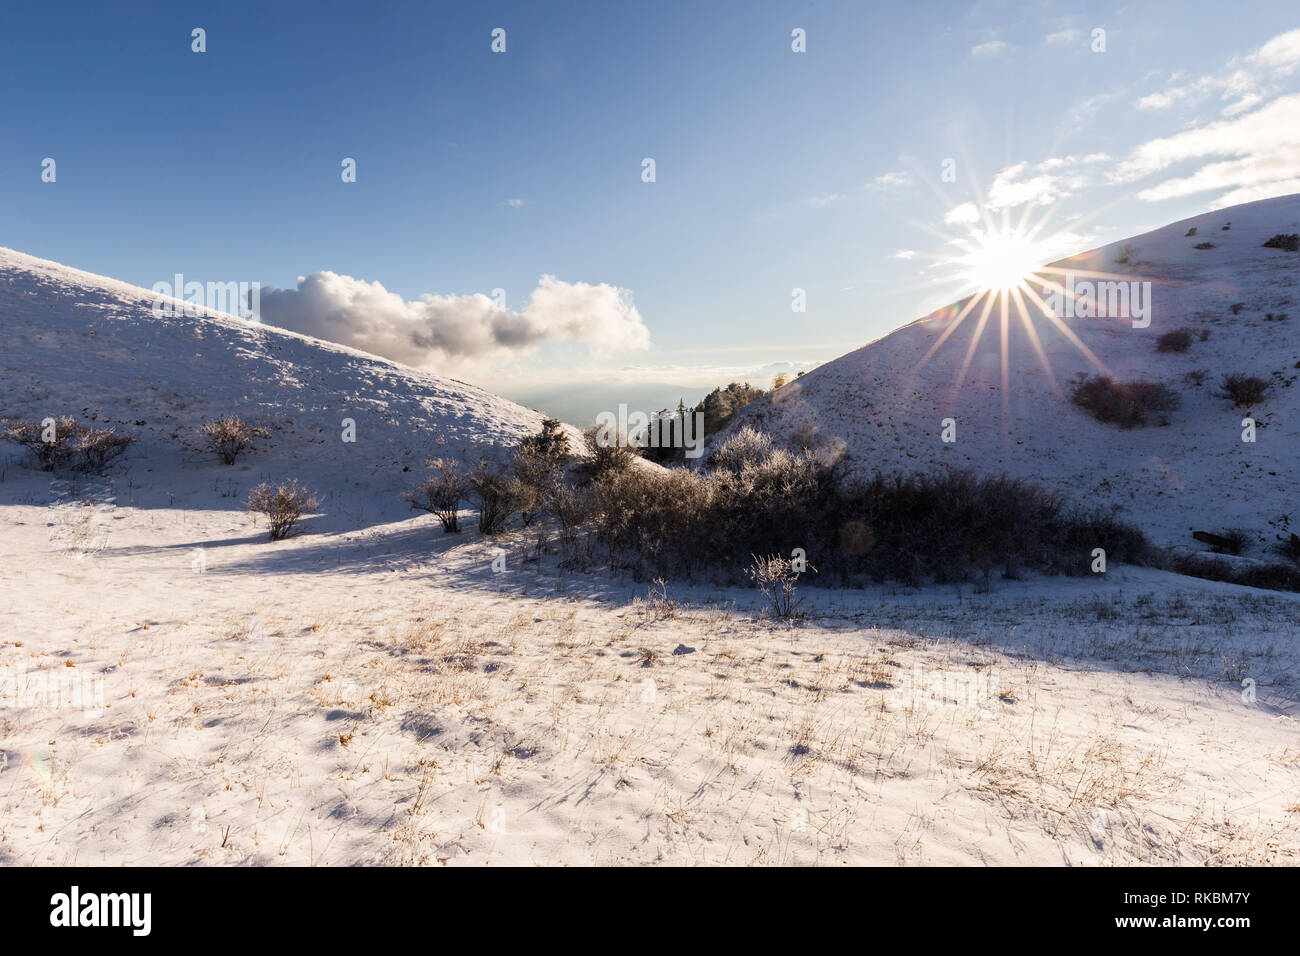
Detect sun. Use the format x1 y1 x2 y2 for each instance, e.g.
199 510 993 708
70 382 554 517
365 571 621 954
960 228 1048 292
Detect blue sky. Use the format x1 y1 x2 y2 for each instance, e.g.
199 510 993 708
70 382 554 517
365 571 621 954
4 1 1299 422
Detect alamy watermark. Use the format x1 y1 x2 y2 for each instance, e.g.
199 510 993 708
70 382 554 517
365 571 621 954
594 404 706 459
1039 273 1151 328
1 665 106 716
151 274 261 322
887 663 1001 718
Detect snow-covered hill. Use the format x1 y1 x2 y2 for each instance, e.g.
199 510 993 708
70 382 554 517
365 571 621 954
0 247 572 518
2 232 1299 868
719 194 1300 550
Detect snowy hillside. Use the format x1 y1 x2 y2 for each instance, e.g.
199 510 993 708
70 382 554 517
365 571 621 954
721 194 1300 551
1 237 1299 868
0 246 572 518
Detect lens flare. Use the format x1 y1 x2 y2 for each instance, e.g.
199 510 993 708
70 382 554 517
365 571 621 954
960 228 1047 292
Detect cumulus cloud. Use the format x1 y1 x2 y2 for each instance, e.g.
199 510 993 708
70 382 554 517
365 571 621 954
258 272 650 369
1115 91 1300 206
1111 30 1300 207
982 156 1095 210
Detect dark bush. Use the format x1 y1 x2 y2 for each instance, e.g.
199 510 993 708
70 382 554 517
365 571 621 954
1262 233 1300 252
469 463 515 535
517 417 570 464
1209 528 1251 556
576 425 641 482
404 458 468 533
693 382 766 435
510 420 571 525
1155 328 1194 353
1170 553 1300 593
1194 242 1215 250
1217 374 1270 406
1070 375 1180 427
582 431 1152 585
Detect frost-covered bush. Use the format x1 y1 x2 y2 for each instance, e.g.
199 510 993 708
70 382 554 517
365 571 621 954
199 415 266 465
247 479 320 541
2 417 133 472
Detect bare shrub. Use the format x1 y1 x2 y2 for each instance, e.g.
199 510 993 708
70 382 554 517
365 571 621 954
75 427 133 472
1262 233 1300 252
747 553 810 619
404 458 468 533
2 417 133 472
577 425 640 482
1217 374 1270 406
1194 242 1215 250
1113 243 1139 265
1071 375 1181 427
3 417 77 471
246 480 320 541
469 463 515 535
199 415 266 464
550 483 592 548
1155 328 1194 353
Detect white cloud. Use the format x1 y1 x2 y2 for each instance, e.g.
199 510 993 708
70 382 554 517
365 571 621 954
988 163 1062 208
944 202 981 225
892 249 917 260
804 192 847 207
1045 29 1081 46
1114 32 1300 207
867 170 914 190
500 198 528 208
983 156 1093 209
971 40 1008 57
1133 28 1300 117
1136 91 1177 110
1120 102 1300 209
1116 91 1300 188
1251 28 1300 73
258 272 650 370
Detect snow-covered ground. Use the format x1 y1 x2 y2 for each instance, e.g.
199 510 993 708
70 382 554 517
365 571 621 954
2 207 1299 866
719 194 1300 552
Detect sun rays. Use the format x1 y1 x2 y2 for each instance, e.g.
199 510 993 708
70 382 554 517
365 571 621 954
906 196 1159 427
